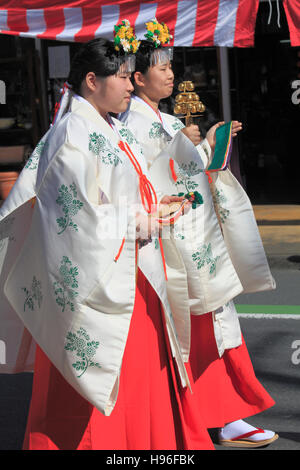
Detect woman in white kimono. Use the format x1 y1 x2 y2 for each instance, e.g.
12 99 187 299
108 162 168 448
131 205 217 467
119 24 278 448
0 37 219 450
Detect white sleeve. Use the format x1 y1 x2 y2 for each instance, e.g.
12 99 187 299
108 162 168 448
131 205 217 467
196 138 212 169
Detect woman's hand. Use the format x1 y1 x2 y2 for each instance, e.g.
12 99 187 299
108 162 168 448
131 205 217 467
159 195 191 215
231 120 243 137
159 195 185 205
136 195 191 244
181 124 202 146
206 120 243 151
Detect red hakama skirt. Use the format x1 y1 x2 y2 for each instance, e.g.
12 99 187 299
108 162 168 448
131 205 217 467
22 270 274 450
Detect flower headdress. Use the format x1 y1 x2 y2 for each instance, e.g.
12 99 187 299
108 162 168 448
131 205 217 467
144 18 173 47
114 19 140 54
142 19 173 67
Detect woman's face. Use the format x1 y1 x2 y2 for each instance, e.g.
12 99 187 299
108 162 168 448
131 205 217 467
135 61 174 102
84 70 134 117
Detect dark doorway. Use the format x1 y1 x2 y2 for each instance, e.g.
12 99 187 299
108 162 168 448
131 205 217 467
231 0 300 204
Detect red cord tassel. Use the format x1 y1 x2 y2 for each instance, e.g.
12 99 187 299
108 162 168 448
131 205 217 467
117 140 168 281
205 171 213 184
169 159 178 183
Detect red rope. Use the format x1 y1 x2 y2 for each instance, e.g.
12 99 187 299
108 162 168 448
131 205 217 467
114 236 126 262
117 140 167 280
118 140 158 214
169 158 178 182
205 170 212 184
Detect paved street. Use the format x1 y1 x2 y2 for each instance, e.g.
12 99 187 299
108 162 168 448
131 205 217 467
214 315 300 450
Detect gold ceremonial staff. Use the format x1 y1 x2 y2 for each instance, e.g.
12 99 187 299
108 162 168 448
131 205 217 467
174 81 206 126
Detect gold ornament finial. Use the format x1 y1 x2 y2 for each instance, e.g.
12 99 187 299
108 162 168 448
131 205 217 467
174 81 205 126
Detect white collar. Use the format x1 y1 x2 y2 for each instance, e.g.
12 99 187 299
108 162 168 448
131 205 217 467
131 95 173 136
73 94 99 112
73 94 124 140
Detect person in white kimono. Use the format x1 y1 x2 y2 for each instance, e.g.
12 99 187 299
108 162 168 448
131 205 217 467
119 26 278 448
0 37 221 450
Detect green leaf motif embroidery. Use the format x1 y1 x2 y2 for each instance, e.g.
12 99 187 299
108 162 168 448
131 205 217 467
22 276 43 312
212 188 230 223
172 119 185 131
89 132 122 166
118 127 137 145
149 122 167 139
25 141 47 170
175 161 202 193
64 327 101 378
178 161 202 178
174 230 185 240
192 243 220 277
202 144 210 159
53 256 79 312
56 183 84 234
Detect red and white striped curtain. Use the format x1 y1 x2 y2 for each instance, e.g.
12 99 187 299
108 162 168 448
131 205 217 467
0 0 260 47
283 0 300 46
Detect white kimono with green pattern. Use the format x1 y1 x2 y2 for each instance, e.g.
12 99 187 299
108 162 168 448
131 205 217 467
0 97 197 415
119 96 275 354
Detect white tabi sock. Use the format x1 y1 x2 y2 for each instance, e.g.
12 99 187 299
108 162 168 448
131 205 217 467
219 419 275 441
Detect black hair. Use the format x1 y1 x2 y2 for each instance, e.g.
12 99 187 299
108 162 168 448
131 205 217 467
134 40 158 75
68 38 126 95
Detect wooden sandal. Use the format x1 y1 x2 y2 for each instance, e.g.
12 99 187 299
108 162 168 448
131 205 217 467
219 427 279 448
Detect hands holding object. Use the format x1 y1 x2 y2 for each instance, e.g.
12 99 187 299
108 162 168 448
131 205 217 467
174 80 242 150
136 194 194 247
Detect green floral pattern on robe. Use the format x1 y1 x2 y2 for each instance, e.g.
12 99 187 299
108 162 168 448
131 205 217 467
89 132 122 166
53 256 79 312
118 127 138 145
192 243 220 276
212 188 230 223
171 119 185 131
149 122 167 139
25 141 47 170
22 276 43 312
175 161 202 193
56 183 84 234
64 327 101 378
